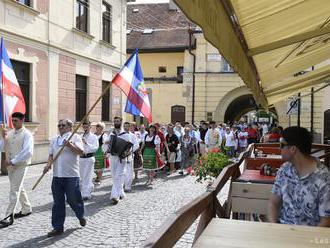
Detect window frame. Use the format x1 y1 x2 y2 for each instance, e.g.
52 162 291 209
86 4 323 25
177 66 184 83
75 75 87 122
101 80 111 121
75 0 89 33
102 1 112 44
11 60 31 122
16 0 31 6
158 66 167 73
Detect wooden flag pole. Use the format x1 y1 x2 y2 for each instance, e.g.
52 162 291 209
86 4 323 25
32 81 114 190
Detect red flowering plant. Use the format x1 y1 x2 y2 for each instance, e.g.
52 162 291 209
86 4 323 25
196 148 230 182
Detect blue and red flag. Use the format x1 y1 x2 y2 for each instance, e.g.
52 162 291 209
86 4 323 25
0 38 26 127
112 49 152 123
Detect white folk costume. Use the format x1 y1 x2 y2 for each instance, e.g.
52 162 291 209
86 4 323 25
79 132 98 199
124 132 139 192
0 127 33 218
107 130 137 201
205 128 222 151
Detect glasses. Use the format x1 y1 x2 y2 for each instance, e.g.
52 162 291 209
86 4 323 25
12 119 20 122
57 124 66 128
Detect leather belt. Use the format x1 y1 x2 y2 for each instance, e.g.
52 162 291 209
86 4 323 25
80 153 94 158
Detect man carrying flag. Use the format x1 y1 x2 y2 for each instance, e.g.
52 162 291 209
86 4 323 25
112 49 152 123
0 39 32 228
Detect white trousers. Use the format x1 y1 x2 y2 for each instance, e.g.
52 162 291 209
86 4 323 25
124 160 134 191
110 156 125 200
79 157 95 198
6 165 32 217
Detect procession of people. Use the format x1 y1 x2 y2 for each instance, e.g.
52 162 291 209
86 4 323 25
0 111 284 235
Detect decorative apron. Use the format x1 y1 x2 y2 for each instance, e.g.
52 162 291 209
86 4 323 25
94 133 109 171
143 135 164 171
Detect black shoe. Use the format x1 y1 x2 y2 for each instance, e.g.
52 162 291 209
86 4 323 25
179 171 184 175
0 214 14 228
14 211 32 219
79 217 86 227
47 229 64 237
110 198 119 205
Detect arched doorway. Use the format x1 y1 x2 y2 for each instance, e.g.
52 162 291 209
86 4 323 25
171 105 185 124
224 94 256 123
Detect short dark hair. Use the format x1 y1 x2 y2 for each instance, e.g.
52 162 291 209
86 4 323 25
123 122 130 125
209 121 216 125
12 112 25 120
113 116 122 121
282 126 312 155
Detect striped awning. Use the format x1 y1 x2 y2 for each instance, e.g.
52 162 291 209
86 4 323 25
174 0 330 106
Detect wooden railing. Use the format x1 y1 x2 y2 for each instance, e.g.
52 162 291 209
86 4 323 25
143 147 253 248
143 143 330 247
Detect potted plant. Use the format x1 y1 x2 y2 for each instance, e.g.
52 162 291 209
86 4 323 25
196 149 231 183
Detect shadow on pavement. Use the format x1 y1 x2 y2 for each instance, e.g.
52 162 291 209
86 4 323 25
7 227 80 248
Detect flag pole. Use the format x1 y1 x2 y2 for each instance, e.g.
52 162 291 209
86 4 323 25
0 38 7 176
32 80 114 190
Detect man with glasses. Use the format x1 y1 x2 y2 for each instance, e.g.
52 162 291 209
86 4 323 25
268 126 330 227
0 112 34 228
79 120 98 200
43 119 86 237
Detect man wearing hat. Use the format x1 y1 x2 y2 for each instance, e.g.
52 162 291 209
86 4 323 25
79 119 98 200
0 112 34 228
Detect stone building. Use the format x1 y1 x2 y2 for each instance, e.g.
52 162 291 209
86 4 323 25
0 0 127 163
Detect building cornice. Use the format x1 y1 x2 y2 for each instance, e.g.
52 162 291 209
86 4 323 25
0 27 122 70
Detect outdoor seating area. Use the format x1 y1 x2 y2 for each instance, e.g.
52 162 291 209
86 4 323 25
144 143 330 248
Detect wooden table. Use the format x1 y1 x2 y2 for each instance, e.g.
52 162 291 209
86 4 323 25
231 170 274 215
236 169 275 184
194 219 330 248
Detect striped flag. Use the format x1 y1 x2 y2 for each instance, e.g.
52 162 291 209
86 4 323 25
0 38 26 127
112 49 152 123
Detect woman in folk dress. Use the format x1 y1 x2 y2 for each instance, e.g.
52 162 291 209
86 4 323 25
142 125 163 185
94 122 108 185
180 127 197 175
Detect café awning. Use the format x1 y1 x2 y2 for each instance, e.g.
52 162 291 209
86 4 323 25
174 0 330 106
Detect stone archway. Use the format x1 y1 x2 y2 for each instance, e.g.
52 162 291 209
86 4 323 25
214 86 253 122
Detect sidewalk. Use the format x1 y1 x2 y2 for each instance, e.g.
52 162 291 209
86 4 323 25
0 164 206 248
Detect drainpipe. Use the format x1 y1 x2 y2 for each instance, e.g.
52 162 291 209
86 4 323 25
188 29 196 124
297 92 301 127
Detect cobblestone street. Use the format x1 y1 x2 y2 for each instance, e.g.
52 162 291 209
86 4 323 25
0 164 206 248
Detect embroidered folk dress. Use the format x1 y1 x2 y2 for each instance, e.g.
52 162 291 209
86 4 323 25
272 161 330 226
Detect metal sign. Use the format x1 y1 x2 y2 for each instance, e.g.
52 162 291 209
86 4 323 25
287 96 298 115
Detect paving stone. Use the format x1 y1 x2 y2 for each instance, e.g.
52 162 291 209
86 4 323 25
0 164 206 247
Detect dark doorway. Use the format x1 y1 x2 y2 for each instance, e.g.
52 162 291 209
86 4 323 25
171 105 185 124
324 109 330 144
224 94 256 124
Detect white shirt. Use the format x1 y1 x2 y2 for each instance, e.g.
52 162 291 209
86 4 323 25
238 131 248 147
225 131 236 147
205 128 222 147
96 133 108 153
262 124 269 136
0 127 34 165
135 130 147 144
144 134 161 148
81 131 99 154
49 132 84 178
